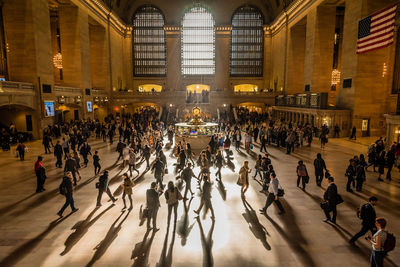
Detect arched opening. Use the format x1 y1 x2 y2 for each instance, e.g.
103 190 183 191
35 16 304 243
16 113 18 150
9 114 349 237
138 84 162 93
0 104 36 142
186 84 210 103
181 4 215 75
132 5 166 77
231 5 264 76
237 102 265 114
234 84 259 93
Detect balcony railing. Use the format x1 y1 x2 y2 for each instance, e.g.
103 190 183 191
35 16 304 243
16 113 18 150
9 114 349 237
54 86 82 96
0 81 35 93
275 93 328 109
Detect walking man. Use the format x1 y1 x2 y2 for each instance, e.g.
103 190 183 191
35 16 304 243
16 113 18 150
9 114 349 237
96 170 118 206
323 177 339 224
54 140 63 168
182 162 196 199
93 150 101 175
314 153 327 186
349 196 378 244
57 172 79 216
259 172 285 215
146 182 161 230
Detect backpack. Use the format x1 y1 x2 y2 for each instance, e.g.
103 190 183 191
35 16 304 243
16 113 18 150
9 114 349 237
59 180 67 195
384 232 396 252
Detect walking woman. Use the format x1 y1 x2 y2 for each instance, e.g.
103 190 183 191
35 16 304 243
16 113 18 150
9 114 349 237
253 154 263 180
366 217 388 267
165 181 182 226
121 173 134 210
239 161 251 195
194 174 215 220
296 160 309 190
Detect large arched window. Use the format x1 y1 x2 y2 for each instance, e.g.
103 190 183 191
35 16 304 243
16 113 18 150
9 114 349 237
132 5 166 77
181 5 215 75
230 6 264 77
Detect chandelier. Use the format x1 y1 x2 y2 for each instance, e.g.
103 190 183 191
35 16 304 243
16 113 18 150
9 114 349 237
331 69 340 85
53 52 63 69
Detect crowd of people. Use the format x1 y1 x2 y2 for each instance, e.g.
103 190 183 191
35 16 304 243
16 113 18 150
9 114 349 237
4 109 397 267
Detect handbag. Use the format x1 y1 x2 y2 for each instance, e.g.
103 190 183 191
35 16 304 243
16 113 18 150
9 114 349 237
324 171 331 178
95 182 100 189
249 144 254 150
277 185 285 197
164 168 168 174
236 176 243 186
305 175 310 184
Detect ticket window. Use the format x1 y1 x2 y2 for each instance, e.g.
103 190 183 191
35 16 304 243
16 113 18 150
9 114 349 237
361 119 370 137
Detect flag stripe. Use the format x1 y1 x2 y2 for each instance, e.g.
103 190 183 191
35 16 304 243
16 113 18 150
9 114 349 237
371 5 397 20
357 40 393 54
358 35 393 49
371 13 396 26
370 20 395 33
358 27 394 42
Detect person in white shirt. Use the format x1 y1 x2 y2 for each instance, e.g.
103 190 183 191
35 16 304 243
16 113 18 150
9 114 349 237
259 172 285 215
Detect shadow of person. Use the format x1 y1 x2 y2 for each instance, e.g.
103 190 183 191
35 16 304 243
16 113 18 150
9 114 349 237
177 198 195 246
86 209 131 267
0 213 73 267
264 213 316 267
216 179 227 201
0 193 36 217
241 195 270 251
60 204 115 256
131 228 158 267
226 159 236 173
196 216 215 267
156 218 177 267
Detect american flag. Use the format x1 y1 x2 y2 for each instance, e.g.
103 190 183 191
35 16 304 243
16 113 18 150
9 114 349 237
357 4 397 54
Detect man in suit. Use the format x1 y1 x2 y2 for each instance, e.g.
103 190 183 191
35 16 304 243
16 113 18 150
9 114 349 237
54 140 63 168
146 182 161 230
349 196 378 244
323 176 338 223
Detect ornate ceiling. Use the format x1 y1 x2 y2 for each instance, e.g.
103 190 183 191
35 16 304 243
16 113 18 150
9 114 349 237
102 0 294 25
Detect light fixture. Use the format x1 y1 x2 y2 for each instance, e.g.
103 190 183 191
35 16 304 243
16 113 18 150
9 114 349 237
223 104 226 107
331 69 341 85
53 52 63 69
382 63 387 77
196 85 199 89
169 104 173 107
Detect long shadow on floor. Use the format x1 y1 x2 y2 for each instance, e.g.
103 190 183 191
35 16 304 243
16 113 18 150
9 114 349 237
216 179 226 201
156 218 177 267
264 208 316 267
0 213 73 267
177 198 195 246
60 204 115 256
0 193 36 217
131 228 158 267
196 216 215 267
86 209 131 267
241 195 270 251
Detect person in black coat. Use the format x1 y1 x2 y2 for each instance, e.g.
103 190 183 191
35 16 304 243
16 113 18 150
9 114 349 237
142 145 151 169
323 177 339 223
355 161 366 192
80 142 91 166
349 196 378 244
146 182 161 230
65 155 79 186
313 153 327 186
386 148 395 181
54 140 63 168
345 159 356 192
96 170 117 206
93 150 101 175
34 156 46 193
57 172 78 217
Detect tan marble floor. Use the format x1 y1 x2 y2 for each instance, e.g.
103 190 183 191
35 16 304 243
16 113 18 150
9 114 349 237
0 136 399 267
